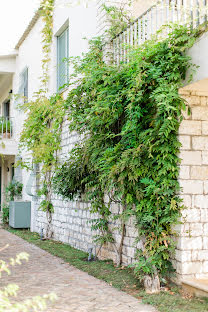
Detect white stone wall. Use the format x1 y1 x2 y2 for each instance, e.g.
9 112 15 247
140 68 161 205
34 117 138 265
34 91 208 278
174 90 208 281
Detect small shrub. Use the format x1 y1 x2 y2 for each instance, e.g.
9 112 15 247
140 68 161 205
2 203 9 224
5 181 23 201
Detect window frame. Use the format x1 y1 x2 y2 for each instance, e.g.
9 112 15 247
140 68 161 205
19 67 28 102
57 27 69 92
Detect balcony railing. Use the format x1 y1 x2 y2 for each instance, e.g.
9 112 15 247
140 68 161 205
0 117 13 139
112 0 208 64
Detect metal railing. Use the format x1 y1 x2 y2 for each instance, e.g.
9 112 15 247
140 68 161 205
112 0 208 64
0 117 13 139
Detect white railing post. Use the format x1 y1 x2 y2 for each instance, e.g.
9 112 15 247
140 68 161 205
166 0 169 22
196 0 200 26
205 0 207 23
112 0 206 63
134 21 137 46
138 19 141 46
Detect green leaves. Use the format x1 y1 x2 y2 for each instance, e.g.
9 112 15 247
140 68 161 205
52 24 197 278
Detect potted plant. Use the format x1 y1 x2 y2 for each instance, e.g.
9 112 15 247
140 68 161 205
6 181 31 229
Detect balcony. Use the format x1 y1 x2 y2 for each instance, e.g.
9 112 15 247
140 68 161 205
112 0 208 64
0 117 17 156
0 117 13 139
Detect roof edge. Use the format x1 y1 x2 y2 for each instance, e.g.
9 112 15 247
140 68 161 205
0 51 18 59
15 10 41 50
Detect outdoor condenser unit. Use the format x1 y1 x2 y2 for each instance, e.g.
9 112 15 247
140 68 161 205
9 201 31 228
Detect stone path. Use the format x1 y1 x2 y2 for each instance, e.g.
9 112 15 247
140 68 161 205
0 228 157 312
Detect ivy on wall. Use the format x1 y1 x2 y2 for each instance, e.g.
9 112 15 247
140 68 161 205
17 0 204 290
53 24 200 288
40 0 55 90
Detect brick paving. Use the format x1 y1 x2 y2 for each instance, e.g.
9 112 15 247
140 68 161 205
0 228 157 312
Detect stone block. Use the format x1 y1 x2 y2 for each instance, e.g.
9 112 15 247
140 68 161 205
204 181 208 194
190 166 208 180
179 136 191 150
192 250 208 261
192 136 208 151
178 237 202 250
189 96 201 106
202 151 208 165
201 210 208 223
192 107 208 121
124 247 136 258
180 223 190 236
203 261 208 273
189 223 203 236
180 180 203 194
202 121 208 135
179 121 201 135
179 89 191 96
201 97 207 106
180 195 192 208
179 166 190 179
195 273 208 279
181 208 200 223
123 237 130 246
194 195 208 208
181 261 203 274
175 250 192 262
204 223 208 235
180 151 202 165
203 237 208 249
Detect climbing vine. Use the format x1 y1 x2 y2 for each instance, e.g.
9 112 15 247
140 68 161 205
53 23 201 287
18 0 66 238
39 0 55 91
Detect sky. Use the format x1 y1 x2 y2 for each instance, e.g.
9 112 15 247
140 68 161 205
0 0 40 54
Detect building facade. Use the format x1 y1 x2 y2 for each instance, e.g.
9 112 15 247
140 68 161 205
1 0 208 286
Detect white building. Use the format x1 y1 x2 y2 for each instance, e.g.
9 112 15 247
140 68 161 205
1 0 208 294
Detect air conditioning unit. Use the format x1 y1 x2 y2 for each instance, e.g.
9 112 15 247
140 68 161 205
9 201 31 228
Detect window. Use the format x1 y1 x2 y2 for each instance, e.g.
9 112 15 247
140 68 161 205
3 100 10 118
19 67 28 102
57 27 69 91
11 163 15 181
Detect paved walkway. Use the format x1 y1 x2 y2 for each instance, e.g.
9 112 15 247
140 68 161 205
0 228 157 312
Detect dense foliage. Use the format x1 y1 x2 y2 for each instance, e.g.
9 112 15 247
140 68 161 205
53 24 200 278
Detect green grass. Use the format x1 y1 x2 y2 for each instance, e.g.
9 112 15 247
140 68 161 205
5 227 208 312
